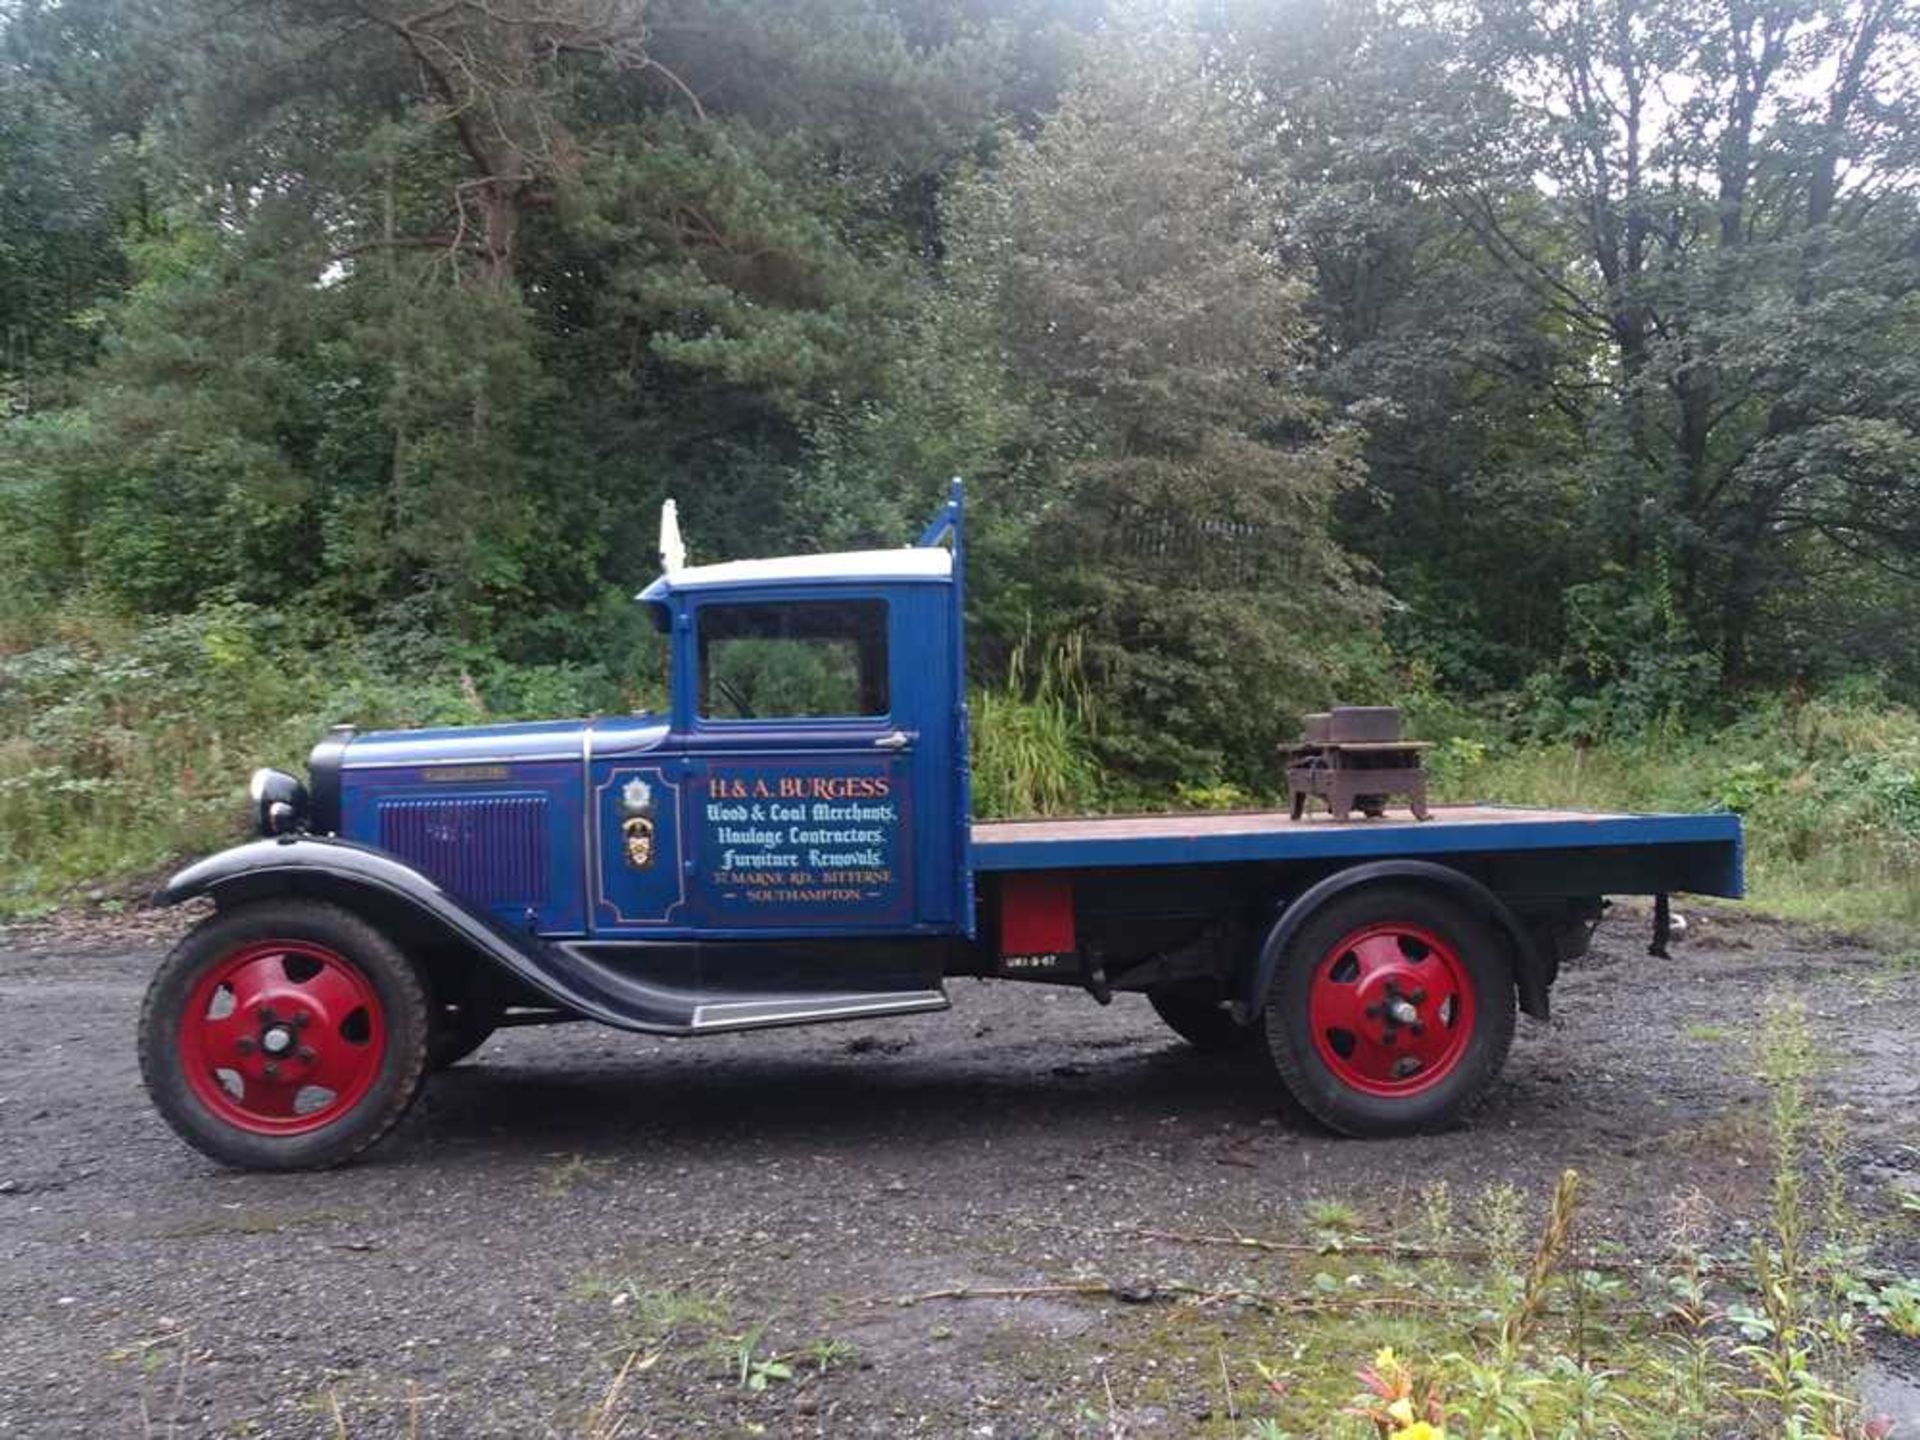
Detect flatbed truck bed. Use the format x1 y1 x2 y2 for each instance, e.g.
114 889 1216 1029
973 805 1742 893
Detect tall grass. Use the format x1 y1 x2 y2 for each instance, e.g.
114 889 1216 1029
1093 1004 1900 1438
969 630 1102 820
1427 696 1920 926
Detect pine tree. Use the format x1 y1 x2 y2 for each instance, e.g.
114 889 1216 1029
950 16 1378 783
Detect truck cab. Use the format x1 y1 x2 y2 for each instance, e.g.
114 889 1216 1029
319 535 967 940
598 539 964 938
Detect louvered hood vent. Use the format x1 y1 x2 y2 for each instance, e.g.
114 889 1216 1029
377 793 550 908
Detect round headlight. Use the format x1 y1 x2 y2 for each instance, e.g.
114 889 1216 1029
248 767 310 837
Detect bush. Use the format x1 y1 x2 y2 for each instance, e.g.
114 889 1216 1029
0 601 634 915
4 594 1916 931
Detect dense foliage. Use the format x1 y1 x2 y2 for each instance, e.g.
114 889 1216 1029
2 0 1917 912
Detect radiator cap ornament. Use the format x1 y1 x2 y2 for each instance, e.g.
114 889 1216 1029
658 499 686 575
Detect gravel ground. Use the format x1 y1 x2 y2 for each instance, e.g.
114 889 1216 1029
1 905 1915 1437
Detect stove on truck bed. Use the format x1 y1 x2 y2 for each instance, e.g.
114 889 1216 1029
136 481 1743 1170
1283 706 1432 822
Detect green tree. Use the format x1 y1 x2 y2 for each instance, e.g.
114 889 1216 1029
1229 0 1594 697
948 15 1378 784
0 0 1045 641
1459 0 1920 690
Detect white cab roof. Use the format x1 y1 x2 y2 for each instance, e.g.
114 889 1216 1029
637 546 951 600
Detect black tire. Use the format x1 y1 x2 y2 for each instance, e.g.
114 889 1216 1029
1262 885 1515 1136
138 899 432 1170
428 999 498 1071
1148 983 1262 1053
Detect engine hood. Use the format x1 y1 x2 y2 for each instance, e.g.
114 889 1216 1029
342 717 594 769
333 714 669 771
306 715 669 836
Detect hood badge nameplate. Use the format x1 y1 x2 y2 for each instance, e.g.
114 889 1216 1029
421 764 510 783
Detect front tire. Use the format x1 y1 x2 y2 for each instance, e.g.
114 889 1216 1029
139 899 431 1170
1263 885 1515 1136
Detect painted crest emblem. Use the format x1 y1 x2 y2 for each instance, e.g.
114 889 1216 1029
619 776 657 870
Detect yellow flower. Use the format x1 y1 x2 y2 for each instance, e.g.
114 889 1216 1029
1390 1424 1446 1440
1387 1398 1416 1426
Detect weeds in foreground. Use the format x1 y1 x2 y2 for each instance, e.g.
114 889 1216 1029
1056 1002 1908 1440
120 1007 1911 1440
575 1276 857 1401
543 1153 599 1196
106 1324 193 1440
1303 1196 1365 1247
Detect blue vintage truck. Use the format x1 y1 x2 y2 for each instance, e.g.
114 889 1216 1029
139 483 1743 1169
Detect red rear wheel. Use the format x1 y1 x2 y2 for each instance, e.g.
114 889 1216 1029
1305 923 1475 1097
1263 886 1514 1135
141 900 430 1170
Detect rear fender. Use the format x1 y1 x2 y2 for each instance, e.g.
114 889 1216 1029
156 838 651 1031
1237 859 1551 1022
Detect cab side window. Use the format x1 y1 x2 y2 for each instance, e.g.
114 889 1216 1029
697 600 890 720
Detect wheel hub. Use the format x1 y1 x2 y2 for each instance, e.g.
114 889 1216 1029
1380 992 1422 1030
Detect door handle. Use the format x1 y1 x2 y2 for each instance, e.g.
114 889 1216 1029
873 731 911 750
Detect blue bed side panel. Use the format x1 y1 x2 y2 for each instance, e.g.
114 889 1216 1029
971 811 1744 898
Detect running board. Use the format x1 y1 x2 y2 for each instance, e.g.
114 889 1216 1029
690 989 950 1033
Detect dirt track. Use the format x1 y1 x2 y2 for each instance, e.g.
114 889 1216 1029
1 908 1915 1437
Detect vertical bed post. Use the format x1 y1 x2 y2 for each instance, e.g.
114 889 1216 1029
920 478 974 939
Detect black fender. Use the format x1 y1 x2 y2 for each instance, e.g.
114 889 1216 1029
156 837 676 1033
1236 859 1551 1023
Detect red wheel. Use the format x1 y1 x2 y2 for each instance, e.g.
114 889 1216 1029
1305 923 1475 1097
177 939 387 1135
1263 886 1514 1135
141 900 430 1169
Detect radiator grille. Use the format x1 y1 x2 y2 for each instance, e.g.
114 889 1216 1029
377 794 549 906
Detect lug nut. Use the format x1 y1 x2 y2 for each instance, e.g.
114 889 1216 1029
235 1036 256 1055
295 1045 315 1062
291 1012 310 1029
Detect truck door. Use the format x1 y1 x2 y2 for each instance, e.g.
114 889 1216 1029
678 590 950 934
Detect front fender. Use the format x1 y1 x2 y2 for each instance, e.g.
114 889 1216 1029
156 837 677 1033
1236 859 1549 1022
160 835 451 910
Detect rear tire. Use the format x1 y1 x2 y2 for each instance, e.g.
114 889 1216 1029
1262 885 1514 1136
139 899 431 1170
1148 984 1261 1053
